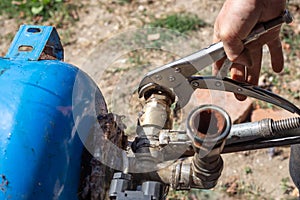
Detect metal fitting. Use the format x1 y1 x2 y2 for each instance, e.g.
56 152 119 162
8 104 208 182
186 105 231 189
139 103 232 189
138 84 175 130
140 93 173 130
132 84 177 172
186 105 231 155
191 154 223 189
109 172 164 200
109 172 132 198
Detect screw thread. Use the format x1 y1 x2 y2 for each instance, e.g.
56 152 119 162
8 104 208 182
271 117 300 133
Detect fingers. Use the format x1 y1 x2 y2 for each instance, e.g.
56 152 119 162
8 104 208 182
230 48 262 101
231 64 247 101
213 57 226 75
231 63 246 82
212 0 286 102
267 37 284 73
213 0 261 65
247 47 263 85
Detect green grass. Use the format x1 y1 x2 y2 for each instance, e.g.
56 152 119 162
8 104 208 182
0 0 79 27
127 50 149 66
149 13 206 33
236 182 265 199
115 0 131 6
280 177 297 195
245 166 253 175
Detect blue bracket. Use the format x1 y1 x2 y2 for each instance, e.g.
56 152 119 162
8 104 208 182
5 25 64 61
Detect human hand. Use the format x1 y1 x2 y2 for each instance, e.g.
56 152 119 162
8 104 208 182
213 0 286 100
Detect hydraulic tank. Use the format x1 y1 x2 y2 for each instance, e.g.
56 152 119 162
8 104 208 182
0 25 106 199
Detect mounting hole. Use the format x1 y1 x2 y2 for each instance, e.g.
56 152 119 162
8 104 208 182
27 27 41 33
18 45 33 52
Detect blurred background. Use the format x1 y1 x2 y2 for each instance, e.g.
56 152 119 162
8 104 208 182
0 0 300 199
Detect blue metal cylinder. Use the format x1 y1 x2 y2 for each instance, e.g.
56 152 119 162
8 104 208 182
0 25 106 199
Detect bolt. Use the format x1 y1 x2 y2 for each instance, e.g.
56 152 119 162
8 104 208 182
215 81 222 87
169 76 176 82
175 67 181 73
237 88 243 92
192 81 200 87
154 75 162 81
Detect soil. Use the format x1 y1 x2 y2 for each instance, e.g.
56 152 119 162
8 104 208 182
1 0 300 199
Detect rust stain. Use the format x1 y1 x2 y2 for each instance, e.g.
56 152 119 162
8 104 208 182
79 113 128 200
97 113 127 149
0 175 9 193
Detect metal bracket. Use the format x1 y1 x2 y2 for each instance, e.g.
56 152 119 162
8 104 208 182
5 25 64 61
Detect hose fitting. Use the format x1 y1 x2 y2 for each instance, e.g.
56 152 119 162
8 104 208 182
186 105 231 189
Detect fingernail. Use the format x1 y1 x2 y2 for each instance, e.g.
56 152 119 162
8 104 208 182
234 93 247 101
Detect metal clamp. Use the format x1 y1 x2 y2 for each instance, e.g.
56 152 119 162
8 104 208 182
5 25 63 61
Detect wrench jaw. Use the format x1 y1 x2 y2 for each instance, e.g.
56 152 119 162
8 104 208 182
138 76 154 98
138 81 176 103
137 63 195 108
172 82 195 109
138 80 194 111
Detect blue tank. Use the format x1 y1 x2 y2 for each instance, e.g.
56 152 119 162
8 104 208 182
0 25 106 199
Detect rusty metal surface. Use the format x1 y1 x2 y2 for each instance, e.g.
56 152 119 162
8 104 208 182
79 113 127 200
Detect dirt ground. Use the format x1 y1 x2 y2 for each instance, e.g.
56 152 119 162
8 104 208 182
1 0 300 199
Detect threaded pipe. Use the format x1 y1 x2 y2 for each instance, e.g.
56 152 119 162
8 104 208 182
271 117 300 133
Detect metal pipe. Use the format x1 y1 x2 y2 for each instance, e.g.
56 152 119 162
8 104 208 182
225 117 300 147
222 117 300 153
186 105 231 155
154 118 300 156
186 105 231 189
